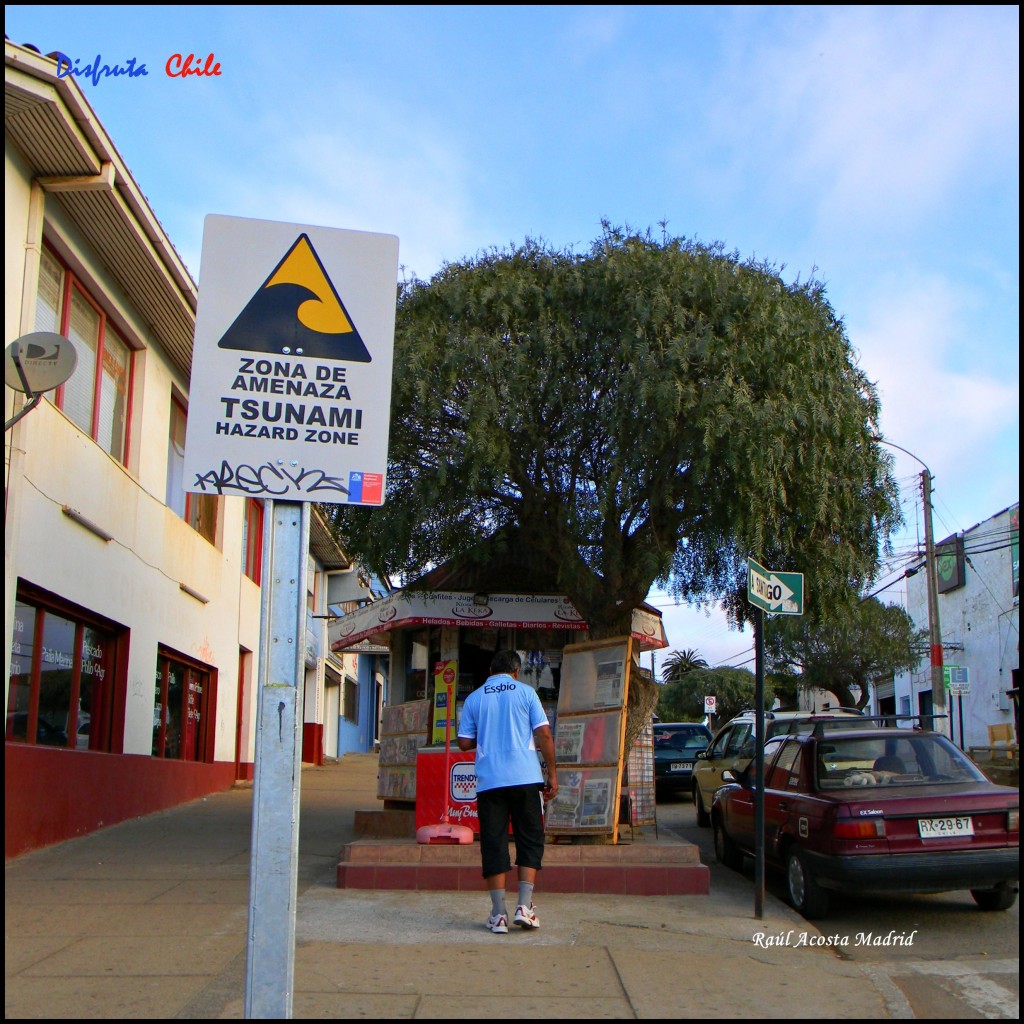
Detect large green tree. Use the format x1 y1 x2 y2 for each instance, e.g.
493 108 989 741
329 226 900 636
764 597 926 709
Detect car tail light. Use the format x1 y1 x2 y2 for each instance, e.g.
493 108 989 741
833 818 885 839
1009 809 1019 832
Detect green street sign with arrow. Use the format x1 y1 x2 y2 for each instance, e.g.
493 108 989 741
747 558 804 616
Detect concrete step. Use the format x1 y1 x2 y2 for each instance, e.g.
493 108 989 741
337 837 710 895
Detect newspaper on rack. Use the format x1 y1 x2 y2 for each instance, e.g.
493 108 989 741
594 659 625 707
546 770 583 828
554 720 586 763
580 777 612 827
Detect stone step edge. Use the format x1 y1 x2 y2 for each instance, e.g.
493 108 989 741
337 861 710 896
339 843 701 866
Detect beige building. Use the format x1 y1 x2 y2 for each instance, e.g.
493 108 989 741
4 40 378 857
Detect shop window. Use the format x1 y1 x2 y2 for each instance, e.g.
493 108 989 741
343 676 358 724
153 648 216 761
405 627 439 700
36 246 133 463
242 499 264 584
6 588 124 751
166 396 219 544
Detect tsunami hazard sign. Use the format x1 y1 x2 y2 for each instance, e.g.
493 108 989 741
182 214 399 503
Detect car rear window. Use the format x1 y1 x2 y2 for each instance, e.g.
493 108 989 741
655 727 710 750
816 734 987 790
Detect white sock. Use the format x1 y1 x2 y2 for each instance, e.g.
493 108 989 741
490 889 507 917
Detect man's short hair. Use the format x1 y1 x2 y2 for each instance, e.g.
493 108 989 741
490 650 522 676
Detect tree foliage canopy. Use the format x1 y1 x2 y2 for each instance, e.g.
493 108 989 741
765 597 926 709
330 226 900 636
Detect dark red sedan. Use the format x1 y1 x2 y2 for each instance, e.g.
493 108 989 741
711 727 1019 918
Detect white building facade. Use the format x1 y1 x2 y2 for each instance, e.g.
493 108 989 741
885 503 1019 748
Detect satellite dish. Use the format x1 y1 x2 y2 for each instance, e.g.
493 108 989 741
5 332 77 395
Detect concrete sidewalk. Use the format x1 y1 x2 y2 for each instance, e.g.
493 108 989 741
5 755 899 1019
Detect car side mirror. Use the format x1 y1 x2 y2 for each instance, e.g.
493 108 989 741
695 749 708 760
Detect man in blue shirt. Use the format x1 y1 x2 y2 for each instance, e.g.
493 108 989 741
457 650 558 934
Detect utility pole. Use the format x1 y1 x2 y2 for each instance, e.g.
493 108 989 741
873 437 947 733
920 470 946 729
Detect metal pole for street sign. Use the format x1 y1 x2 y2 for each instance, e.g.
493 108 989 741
245 500 310 1019
180 217 398 1018
753 606 765 920
746 556 803 921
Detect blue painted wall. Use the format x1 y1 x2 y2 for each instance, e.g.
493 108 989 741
335 654 385 754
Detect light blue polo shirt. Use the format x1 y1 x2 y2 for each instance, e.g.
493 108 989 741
457 674 548 793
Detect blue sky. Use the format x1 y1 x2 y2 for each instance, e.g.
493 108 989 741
7 5 1018 669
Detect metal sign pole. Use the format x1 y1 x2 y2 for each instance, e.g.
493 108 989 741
753 606 766 920
245 500 310 1019
181 215 397 1016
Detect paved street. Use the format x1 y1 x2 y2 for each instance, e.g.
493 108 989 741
5 754 976 1020
5 753 1018 1018
657 792 1020 1019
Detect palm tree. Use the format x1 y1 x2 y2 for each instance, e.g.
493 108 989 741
661 648 709 685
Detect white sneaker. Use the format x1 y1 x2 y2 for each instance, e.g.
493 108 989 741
486 912 508 934
514 903 540 929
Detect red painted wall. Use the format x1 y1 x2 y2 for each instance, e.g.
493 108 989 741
302 722 324 765
5 743 239 859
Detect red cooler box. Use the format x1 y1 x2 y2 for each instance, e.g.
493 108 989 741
415 747 479 833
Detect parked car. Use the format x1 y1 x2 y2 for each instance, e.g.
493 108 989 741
653 722 713 799
691 709 868 826
711 726 1020 918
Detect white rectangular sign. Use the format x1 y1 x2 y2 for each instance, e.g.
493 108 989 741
182 215 399 503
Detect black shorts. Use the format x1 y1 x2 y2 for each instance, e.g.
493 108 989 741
476 784 545 879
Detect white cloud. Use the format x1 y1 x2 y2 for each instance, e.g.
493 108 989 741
701 7 1018 233
855 273 1019 532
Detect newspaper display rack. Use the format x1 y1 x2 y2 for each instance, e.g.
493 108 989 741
546 636 633 842
377 699 431 801
623 721 657 830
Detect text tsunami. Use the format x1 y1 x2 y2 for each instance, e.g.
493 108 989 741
217 358 362 445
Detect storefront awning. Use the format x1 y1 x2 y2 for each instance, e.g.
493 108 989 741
329 590 668 652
